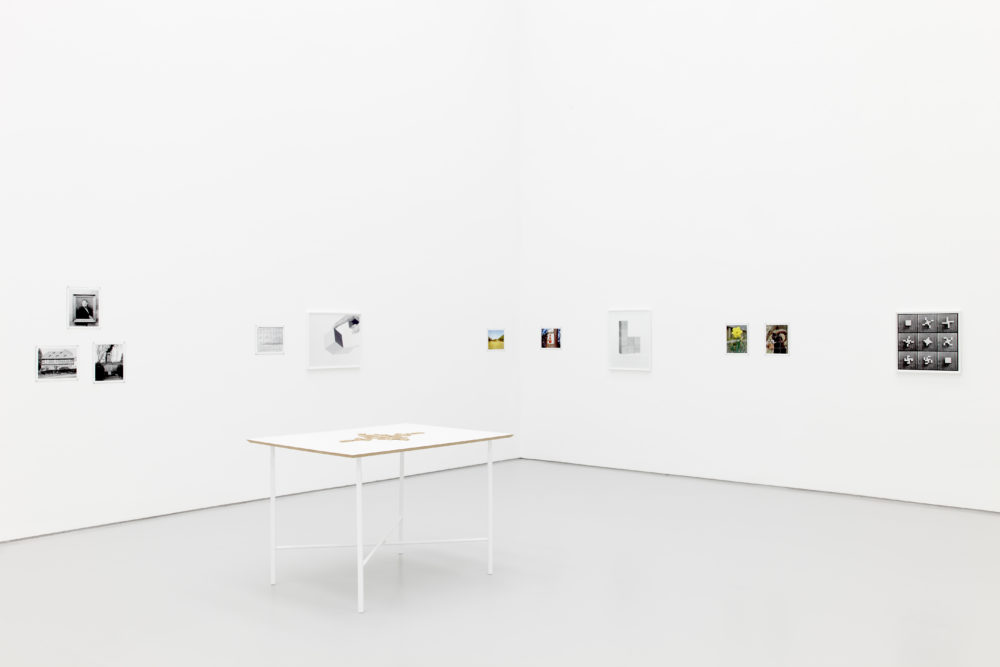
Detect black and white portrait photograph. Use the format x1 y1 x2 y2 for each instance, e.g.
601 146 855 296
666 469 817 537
67 287 100 327
94 343 125 383
36 346 78 381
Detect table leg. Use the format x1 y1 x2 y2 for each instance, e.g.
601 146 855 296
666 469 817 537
487 439 493 575
398 452 405 555
269 446 276 586
355 457 365 613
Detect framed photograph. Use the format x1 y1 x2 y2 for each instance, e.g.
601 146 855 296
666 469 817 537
765 324 789 354
67 287 100 327
94 343 125 383
488 329 505 350
897 311 960 372
726 325 748 353
541 328 561 349
37 346 78 381
608 310 651 371
256 325 285 355
308 312 361 369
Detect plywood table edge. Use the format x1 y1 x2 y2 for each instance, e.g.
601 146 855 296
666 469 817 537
247 433 513 458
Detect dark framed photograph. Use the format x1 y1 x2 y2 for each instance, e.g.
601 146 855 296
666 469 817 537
67 287 100 327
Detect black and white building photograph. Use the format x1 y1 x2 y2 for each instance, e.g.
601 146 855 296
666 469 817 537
93 343 125 382
36 346 78 380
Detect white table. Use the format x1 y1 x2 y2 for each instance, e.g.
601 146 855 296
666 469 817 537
247 423 513 613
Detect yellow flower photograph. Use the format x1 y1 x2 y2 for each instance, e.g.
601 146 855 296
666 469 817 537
726 324 748 353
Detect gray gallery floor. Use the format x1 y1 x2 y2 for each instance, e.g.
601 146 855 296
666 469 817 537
2 460 999 667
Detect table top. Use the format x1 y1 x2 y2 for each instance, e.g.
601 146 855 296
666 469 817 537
248 423 513 458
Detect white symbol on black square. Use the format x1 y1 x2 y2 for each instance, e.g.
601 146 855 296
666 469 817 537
897 314 918 333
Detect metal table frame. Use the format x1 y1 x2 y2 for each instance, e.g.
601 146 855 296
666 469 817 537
266 440 494 613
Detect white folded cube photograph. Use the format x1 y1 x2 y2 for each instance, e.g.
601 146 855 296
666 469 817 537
308 311 362 369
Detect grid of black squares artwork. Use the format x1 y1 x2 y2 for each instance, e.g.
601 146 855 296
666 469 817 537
897 313 959 372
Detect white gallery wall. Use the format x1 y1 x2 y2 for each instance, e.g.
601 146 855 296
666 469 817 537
517 1 1000 511
3 0 1000 542
0 0 520 541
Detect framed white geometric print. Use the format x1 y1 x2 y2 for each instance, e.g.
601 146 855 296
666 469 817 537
307 312 361 369
608 310 651 371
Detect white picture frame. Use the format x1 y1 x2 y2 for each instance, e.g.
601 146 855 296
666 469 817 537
307 311 361 370
67 286 100 328
608 309 652 371
255 325 285 355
